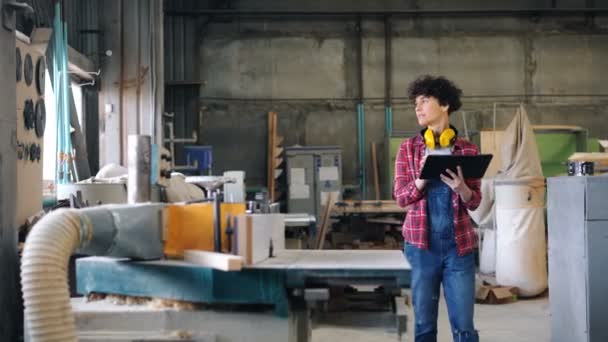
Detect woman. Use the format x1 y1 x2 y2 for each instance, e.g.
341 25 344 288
394 75 481 342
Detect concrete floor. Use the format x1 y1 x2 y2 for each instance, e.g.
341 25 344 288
67 290 550 341
313 291 549 342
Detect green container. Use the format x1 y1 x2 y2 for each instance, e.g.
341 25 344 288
387 135 414 197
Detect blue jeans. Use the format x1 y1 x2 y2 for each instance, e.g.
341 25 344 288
405 180 478 342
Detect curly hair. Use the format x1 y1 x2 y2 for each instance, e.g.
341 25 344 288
407 75 462 115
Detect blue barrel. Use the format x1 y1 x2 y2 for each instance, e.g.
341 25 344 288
183 145 213 175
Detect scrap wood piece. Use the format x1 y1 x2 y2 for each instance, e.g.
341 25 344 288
371 142 380 200
332 200 403 214
531 124 584 132
316 192 335 249
184 250 243 271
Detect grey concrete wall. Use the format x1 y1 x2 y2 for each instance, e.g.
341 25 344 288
182 1 608 197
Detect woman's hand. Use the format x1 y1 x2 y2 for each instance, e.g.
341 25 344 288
440 166 472 202
415 155 428 190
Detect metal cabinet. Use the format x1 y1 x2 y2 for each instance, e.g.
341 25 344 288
285 146 341 221
547 176 608 342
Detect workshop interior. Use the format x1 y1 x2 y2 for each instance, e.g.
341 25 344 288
1 1 608 342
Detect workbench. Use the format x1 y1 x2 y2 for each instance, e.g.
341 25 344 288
73 250 411 342
332 200 404 215
326 200 406 249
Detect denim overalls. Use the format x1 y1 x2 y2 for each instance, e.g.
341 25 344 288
405 179 479 342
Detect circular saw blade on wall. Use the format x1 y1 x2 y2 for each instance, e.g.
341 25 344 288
24 53 33 86
16 47 22 82
23 99 35 130
35 99 46 138
35 57 45 96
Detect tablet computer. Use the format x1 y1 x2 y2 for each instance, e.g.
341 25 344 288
419 154 493 180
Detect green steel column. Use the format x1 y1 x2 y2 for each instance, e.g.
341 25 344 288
357 103 367 199
385 106 393 137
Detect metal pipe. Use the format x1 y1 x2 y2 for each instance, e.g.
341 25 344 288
163 120 198 169
199 93 608 102
356 16 366 199
385 106 393 136
384 15 393 138
356 16 364 104
213 190 222 252
119 0 125 164
165 8 608 17
357 104 366 199
168 121 175 168
384 15 392 109
128 135 151 203
163 132 198 143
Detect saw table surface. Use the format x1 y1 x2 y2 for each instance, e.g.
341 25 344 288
252 249 409 270
76 250 410 317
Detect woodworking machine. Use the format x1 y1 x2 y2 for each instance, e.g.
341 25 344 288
23 201 410 342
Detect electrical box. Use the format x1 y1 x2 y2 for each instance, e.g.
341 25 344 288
285 146 342 221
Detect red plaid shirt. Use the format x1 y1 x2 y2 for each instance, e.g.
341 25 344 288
393 135 481 256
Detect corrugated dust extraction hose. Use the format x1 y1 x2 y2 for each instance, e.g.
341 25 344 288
20 209 84 342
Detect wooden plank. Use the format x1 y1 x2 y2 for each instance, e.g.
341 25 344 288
274 146 284 158
371 142 381 200
532 125 584 132
366 217 403 225
183 250 243 272
335 200 396 205
236 214 285 265
275 136 284 147
316 192 335 249
274 157 283 169
480 130 504 178
267 112 277 202
332 200 404 214
246 215 253 264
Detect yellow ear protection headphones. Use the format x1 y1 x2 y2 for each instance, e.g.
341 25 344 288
421 125 458 149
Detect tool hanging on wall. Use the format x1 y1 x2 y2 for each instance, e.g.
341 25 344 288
16 46 21 81
24 53 32 86
23 142 29 161
35 57 45 95
34 99 45 138
23 99 34 130
15 142 41 162
16 141 24 160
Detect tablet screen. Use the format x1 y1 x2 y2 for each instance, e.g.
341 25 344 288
419 154 493 180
